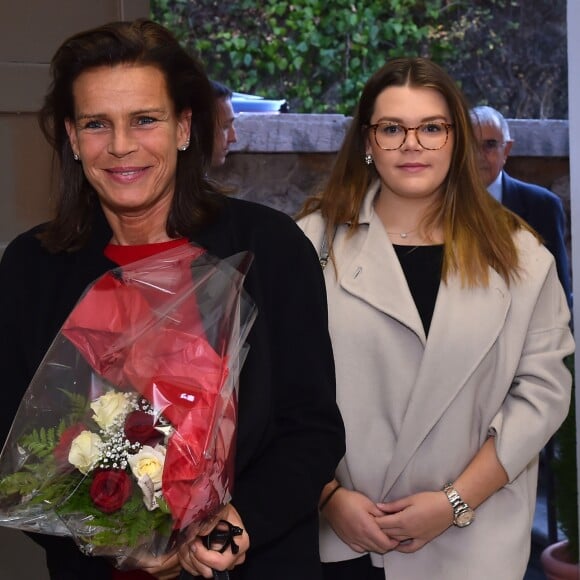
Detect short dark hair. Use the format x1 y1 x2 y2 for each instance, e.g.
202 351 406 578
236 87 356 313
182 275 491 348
39 19 221 252
210 80 233 99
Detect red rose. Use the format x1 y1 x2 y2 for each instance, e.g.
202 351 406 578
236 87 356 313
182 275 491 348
124 410 162 446
89 469 133 513
53 423 87 470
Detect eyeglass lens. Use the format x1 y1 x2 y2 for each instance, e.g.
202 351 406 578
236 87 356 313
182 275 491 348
374 122 449 150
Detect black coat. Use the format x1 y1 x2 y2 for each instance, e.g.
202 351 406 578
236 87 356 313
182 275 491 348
0 196 345 580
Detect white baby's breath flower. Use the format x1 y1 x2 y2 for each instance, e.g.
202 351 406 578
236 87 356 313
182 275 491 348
68 431 103 474
91 391 131 430
128 444 166 491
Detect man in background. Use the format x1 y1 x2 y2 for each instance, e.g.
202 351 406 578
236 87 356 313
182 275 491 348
211 80 238 167
470 105 572 306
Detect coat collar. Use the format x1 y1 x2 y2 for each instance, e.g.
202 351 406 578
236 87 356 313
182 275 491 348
340 211 427 342
340 181 427 342
357 179 381 224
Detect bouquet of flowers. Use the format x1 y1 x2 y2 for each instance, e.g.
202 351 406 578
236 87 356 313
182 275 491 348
0 244 256 568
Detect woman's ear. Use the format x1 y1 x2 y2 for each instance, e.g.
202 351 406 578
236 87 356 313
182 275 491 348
64 118 80 158
364 124 375 155
365 136 373 156
177 108 192 148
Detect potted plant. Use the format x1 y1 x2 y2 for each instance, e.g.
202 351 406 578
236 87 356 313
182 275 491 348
540 354 579 579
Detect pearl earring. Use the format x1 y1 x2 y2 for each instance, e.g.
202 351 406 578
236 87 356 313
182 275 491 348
179 141 190 152
364 153 373 165
73 153 80 161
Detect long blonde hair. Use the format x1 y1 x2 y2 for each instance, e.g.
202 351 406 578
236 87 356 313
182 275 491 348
298 57 534 287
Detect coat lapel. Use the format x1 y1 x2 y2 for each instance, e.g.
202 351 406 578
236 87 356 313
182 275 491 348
339 213 427 343
380 267 512 497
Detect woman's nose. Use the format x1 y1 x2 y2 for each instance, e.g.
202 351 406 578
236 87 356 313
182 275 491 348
402 127 421 150
108 128 137 157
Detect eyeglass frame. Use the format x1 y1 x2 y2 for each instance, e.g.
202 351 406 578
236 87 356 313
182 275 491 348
367 121 454 151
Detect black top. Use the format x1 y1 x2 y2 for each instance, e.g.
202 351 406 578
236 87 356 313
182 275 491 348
0 197 345 580
393 244 444 335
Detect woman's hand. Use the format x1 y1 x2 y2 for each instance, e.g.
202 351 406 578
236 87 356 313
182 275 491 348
178 503 249 577
323 487 400 554
376 491 452 553
127 550 182 579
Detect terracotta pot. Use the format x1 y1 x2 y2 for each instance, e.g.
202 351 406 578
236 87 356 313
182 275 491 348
540 540 579 580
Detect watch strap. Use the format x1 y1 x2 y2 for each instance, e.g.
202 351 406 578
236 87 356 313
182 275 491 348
442 482 474 527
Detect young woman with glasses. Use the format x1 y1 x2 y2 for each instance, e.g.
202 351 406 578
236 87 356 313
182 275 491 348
297 57 573 580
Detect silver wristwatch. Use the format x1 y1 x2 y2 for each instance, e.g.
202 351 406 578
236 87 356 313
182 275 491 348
442 483 475 527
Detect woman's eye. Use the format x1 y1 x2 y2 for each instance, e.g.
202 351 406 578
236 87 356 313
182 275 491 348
421 123 443 133
136 116 156 126
84 120 105 130
380 124 402 135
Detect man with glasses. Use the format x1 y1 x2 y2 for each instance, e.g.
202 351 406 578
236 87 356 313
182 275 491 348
470 105 571 306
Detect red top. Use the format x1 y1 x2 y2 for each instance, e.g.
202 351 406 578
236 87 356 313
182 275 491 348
105 238 188 580
105 238 189 266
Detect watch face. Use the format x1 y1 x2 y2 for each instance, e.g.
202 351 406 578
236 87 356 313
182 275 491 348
455 508 475 527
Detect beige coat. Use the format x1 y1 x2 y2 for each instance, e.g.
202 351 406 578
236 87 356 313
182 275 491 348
298 183 574 580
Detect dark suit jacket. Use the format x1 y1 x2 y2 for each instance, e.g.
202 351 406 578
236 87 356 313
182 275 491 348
501 171 572 305
0 196 345 580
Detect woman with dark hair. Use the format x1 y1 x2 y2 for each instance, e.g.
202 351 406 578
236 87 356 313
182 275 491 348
0 19 344 580
297 57 573 579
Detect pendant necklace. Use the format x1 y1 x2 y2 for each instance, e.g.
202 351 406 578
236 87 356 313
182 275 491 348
386 229 416 239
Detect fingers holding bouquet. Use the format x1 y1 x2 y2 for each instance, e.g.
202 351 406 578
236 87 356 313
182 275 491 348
128 550 181 579
178 503 249 577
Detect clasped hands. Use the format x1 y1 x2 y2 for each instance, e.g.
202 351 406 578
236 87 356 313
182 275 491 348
323 488 453 555
133 502 250 579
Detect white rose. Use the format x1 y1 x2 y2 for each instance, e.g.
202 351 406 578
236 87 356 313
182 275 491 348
68 430 102 474
91 391 131 430
128 444 166 491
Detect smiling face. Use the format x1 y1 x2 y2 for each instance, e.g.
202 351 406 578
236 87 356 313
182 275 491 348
212 97 237 167
64 64 191 233
366 84 454 205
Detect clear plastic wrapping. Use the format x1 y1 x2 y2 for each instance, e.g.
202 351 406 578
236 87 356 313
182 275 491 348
0 244 257 568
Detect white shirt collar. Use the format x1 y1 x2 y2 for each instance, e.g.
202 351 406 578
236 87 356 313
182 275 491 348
487 171 503 202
